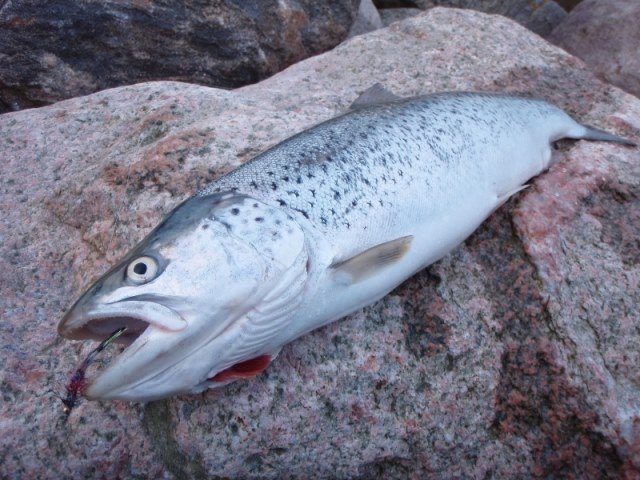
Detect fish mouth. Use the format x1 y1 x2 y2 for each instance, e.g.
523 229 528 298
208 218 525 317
58 298 188 342
58 298 195 400
59 296 250 401
65 316 151 344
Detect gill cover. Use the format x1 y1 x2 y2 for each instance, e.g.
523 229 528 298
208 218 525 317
58 192 309 400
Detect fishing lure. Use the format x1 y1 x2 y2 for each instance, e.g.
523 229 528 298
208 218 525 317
60 327 127 416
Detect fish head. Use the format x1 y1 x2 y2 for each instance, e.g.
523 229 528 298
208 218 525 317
58 192 308 401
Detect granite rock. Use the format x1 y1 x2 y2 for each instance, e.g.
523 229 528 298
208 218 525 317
349 0 384 37
549 0 640 99
1 8 639 479
379 8 423 27
374 0 567 36
0 0 359 113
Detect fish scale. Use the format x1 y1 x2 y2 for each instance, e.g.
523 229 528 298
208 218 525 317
58 88 635 401
200 93 562 254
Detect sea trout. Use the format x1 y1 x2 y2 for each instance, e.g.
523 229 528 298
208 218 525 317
58 85 635 401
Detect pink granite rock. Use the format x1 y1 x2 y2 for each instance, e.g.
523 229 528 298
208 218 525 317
549 0 640 99
1 8 638 479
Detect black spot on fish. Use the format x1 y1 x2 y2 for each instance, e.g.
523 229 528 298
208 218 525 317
309 189 316 198
277 199 287 206
293 208 309 219
332 190 341 200
253 203 259 208
231 208 240 215
255 217 264 223
296 176 303 184
271 182 278 191
282 176 290 182
249 181 258 189
275 219 281 225
320 217 327 225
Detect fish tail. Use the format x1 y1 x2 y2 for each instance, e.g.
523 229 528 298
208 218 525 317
569 124 637 146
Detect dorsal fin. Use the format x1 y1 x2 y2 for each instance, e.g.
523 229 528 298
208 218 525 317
330 235 413 284
350 83 401 109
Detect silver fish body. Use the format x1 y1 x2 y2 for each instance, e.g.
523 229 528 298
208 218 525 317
58 89 634 401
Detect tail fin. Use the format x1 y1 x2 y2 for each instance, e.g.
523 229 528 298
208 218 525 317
571 125 637 146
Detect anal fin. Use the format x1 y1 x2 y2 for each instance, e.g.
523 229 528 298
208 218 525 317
497 184 529 205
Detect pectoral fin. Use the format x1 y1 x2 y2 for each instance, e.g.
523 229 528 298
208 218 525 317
350 83 401 109
331 235 413 284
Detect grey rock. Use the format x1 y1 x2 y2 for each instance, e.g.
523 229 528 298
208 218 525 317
549 0 640 98
375 0 568 36
0 0 360 113
379 7 423 26
349 0 384 37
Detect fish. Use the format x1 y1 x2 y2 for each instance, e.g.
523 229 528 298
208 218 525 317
57 85 635 401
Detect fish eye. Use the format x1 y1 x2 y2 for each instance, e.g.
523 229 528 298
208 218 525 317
126 256 158 285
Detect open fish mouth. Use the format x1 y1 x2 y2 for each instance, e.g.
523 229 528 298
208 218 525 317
58 300 196 400
66 316 151 344
58 299 188 342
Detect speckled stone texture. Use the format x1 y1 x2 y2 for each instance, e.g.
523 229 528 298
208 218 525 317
0 0 359 112
1 8 639 479
549 0 640 99
374 0 568 36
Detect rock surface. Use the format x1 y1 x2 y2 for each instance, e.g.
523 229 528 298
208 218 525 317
1 7 639 479
374 0 567 36
0 0 359 113
349 0 384 37
379 7 423 27
549 0 640 99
